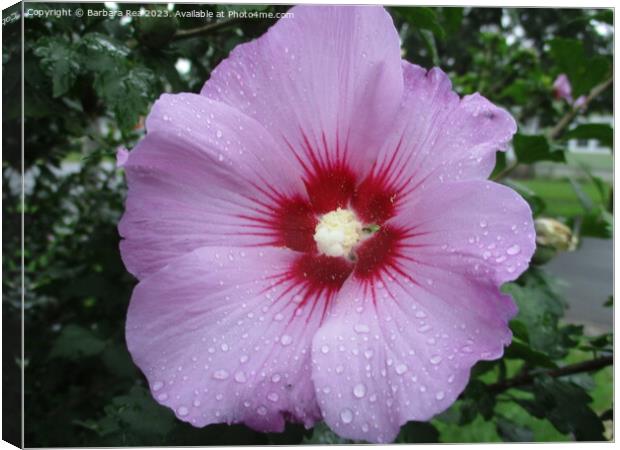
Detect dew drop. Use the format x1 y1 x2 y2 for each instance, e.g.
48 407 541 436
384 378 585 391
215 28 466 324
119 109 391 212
436 391 445 401
280 334 293 346
506 244 521 255
430 355 442 365
354 324 370 334
216 129 223 138
152 381 164 392
321 344 330 354
395 363 408 375
234 371 247 383
340 408 354 424
178 406 189 416
256 405 267 416
267 392 279 402
212 369 229 380
353 383 366 398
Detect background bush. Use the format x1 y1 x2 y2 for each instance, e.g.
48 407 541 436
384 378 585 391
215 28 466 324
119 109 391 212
2 2 613 445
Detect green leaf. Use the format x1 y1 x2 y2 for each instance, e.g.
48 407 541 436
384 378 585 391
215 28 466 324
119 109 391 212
564 124 613 149
603 296 613 307
549 38 610 97
34 36 81 97
441 7 464 35
50 324 106 360
396 421 440 443
504 340 558 369
394 7 446 40
530 375 605 441
496 417 534 442
513 134 565 164
502 268 567 358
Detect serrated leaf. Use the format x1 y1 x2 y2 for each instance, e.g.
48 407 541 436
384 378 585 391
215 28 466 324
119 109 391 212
531 375 605 441
502 268 567 358
504 340 558 369
34 36 81 97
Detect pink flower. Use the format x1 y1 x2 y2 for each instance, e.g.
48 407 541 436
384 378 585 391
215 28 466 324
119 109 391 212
553 73 573 103
574 95 587 110
119 6 535 443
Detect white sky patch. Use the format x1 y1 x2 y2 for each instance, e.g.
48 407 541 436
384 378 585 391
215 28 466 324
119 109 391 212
175 58 192 75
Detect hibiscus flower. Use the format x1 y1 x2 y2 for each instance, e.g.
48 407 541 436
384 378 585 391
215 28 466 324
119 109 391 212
119 5 535 443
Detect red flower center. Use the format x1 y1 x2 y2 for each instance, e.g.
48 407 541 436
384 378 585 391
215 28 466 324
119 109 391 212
240 155 412 311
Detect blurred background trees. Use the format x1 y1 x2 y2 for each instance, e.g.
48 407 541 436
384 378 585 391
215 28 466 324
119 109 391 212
2 2 613 445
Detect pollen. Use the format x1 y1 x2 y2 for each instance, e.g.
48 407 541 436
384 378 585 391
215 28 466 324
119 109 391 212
313 208 363 258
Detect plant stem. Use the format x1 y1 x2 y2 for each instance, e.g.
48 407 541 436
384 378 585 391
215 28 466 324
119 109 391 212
548 76 613 140
494 75 613 181
487 355 612 394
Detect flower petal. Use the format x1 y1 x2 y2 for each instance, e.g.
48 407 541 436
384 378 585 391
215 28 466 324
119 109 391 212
119 93 306 279
201 5 403 174
126 246 325 432
366 62 516 201
312 264 516 442
390 179 536 285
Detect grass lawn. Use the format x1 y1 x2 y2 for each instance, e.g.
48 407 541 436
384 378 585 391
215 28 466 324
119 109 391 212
517 178 609 217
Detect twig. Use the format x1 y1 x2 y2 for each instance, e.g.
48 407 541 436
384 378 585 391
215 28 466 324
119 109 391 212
548 76 613 140
172 18 242 41
487 355 612 394
494 75 613 181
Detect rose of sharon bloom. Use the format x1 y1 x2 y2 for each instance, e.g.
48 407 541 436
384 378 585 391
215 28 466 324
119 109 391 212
119 6 535 443
553 73 573 103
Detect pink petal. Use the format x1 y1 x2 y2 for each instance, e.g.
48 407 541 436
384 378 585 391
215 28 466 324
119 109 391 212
553 73 573 102
116 146 129 168
366 62 516 198
126 246 325 431
312 263 516 442
201 5 404 175
390 179 536 286
119 93 306 279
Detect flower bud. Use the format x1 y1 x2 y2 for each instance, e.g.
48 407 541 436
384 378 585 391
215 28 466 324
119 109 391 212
534 217 578 252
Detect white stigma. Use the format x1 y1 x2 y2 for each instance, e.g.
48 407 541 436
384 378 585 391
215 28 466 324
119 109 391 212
314 208 363 258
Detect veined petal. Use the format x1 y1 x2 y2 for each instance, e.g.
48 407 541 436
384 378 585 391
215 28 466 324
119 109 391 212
126 247 326 432
389 179 536 285
312 262 515 443
201 5 404 176
119 93 306 279
365 62 516 207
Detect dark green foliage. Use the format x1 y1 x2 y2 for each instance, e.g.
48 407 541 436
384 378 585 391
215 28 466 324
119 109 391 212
3 2 612 446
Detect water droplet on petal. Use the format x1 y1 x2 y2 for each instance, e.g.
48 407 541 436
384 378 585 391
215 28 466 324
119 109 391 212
430 355 442 365
340 408 354 424
353 383 366 398
280 335 293 346
234 371 247 383
321 345 330 354
213 369 229 380
256 405 267 416
152 381 164 391
395 363 408 375
178 406 189 416
506 244 521 255
354 324 370 334
267 392 279 402
436 391 445 401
